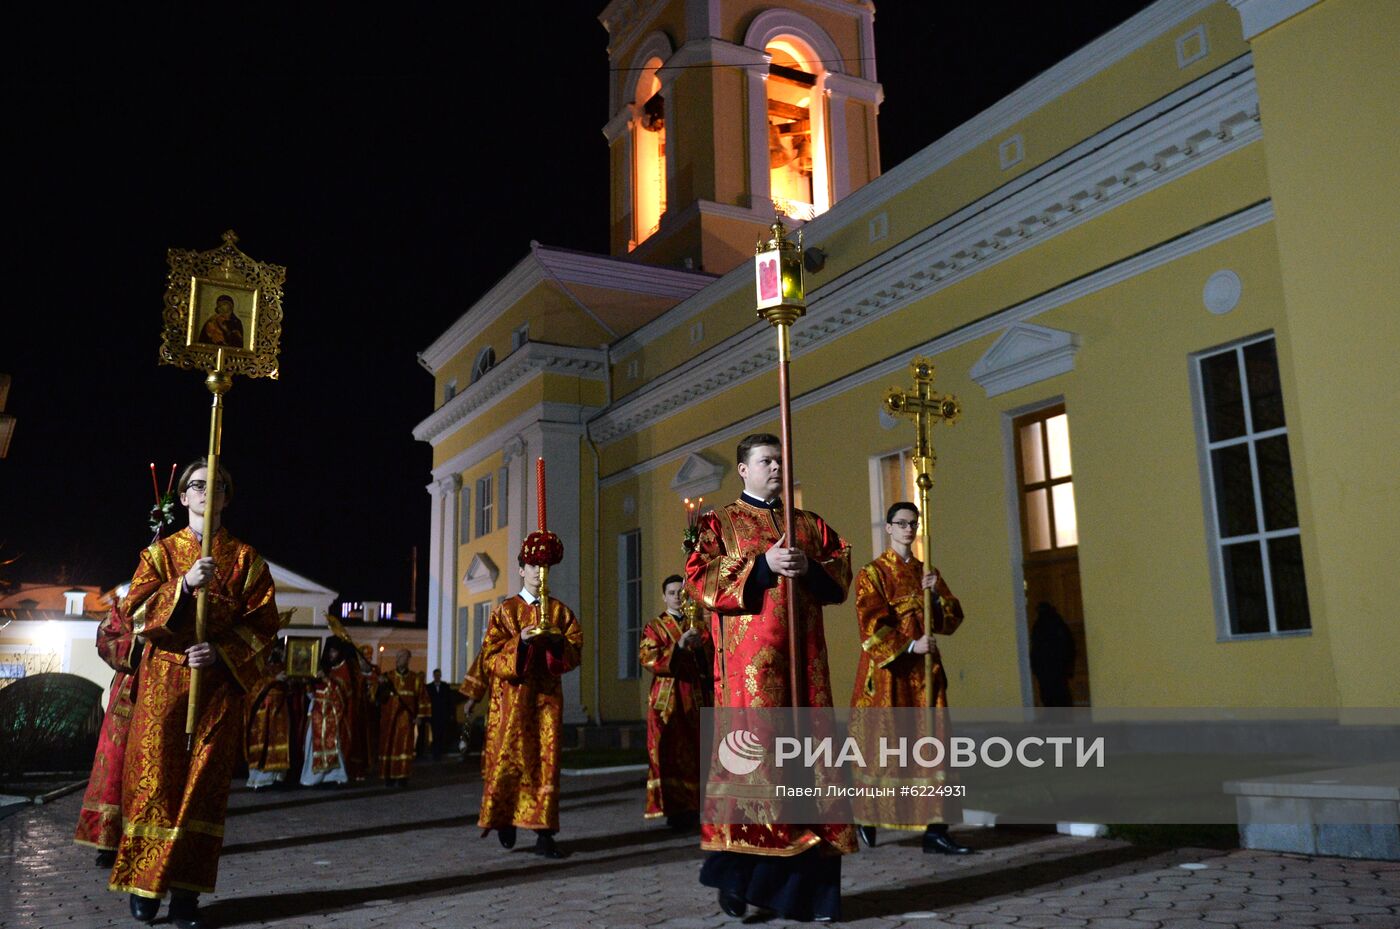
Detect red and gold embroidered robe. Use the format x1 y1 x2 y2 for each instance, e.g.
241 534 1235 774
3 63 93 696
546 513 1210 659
108 526 281 899
477 595 582 833
308 666 350 775
459 645 488 703
245 659 290 775
75 604 142 851
849 550 965 829
640 611 712 818
685 499 856 857
378 667 429 780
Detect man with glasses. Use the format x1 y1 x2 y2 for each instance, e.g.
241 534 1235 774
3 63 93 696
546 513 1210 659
849 502 973 856
108 460 282 928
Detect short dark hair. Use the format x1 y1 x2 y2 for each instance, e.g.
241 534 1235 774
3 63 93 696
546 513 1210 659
737 432 781 465
178 458 234 503
886 501 918 524
662 574 684 591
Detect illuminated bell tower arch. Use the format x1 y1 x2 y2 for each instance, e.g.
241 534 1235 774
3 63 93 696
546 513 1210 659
600 0 883 276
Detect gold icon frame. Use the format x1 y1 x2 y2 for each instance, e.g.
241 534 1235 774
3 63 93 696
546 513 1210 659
160 229 284 379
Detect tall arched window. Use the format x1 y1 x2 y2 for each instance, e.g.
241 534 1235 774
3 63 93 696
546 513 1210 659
633 58 666 246
765 37 828 219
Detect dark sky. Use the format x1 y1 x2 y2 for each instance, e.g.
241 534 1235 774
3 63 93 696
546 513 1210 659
0 3 1151 609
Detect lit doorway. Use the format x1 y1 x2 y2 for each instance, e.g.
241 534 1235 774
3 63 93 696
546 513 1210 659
1013 404 1089 707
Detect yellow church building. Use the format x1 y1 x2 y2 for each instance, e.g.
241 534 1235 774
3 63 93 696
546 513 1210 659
413 0 1399 726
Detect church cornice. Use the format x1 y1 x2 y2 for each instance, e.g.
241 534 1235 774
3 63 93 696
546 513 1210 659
417 245 712 374
589 61 1262 445
600 199 1274 488
413 342 607 447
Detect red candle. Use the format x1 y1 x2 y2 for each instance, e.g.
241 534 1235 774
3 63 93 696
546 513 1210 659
149 463 160 505
536 457 547 531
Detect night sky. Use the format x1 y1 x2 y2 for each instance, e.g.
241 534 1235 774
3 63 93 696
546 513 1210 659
0 3 1151 610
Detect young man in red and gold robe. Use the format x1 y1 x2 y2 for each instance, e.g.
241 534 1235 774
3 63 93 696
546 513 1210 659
640 573 712 830
74 599 142 867
850 501 973 856
108 460 282 928
477 535 583 859
378 648 429 785
245 641 291 789
685 433 854 922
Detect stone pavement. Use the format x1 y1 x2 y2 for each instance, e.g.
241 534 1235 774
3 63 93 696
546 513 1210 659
3 759 1399 928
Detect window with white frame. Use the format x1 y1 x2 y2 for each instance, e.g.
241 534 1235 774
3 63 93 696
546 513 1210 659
458 484 471 545
455 605 471 676
497 465 509 528
869 448 921 560
511 323 529 351
1195 334 1310 636
618 529 642 678
473 601 492 655
475 473 494 538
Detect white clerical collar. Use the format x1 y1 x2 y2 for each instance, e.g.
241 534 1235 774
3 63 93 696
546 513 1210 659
740 491 779 509
519 588 538 605
666 609 682 619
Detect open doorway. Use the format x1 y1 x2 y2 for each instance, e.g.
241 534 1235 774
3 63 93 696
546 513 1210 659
1012 404 1090 707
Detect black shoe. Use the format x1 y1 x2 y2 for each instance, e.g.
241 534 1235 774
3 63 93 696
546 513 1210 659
168 890 202 929
923 824 974 855
533 831 563 859
857 825 876 848
718 889 747 918
497 826 517 849
128 894 159 924
95 849 116 868
384 778 393 788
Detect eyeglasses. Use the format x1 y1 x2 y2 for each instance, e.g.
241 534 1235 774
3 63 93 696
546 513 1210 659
889 519 919 529
185 480 227 494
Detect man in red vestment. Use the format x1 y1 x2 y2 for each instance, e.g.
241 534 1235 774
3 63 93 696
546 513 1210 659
108 460 282 927
685 433 854 922
850 501 973 855
641 573 712 830
245 641 291 790
378 649 429 785
477 539 583 859
74 599 142 867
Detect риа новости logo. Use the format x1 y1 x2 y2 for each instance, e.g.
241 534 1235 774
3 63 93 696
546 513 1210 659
717 729 765 775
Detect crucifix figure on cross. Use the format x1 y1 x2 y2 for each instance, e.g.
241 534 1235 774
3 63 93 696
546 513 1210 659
883 357 962 704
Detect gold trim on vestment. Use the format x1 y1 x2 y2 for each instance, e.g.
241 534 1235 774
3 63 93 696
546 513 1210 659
122 819 225 840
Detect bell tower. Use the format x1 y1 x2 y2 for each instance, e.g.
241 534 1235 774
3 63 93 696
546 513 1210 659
600 0 883 275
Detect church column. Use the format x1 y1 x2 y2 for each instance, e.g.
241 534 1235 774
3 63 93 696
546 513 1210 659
426 474 461 678
520 421 587 724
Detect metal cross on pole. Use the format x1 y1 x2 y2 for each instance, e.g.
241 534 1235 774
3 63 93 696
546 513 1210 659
883 356 960 706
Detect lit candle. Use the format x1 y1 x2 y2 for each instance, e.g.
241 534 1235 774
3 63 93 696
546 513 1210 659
536 457 547 531
149 463 160 504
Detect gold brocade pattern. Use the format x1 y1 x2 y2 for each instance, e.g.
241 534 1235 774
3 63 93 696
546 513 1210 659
849 550 964 830
379 668 429 780
108 526 280 898
477 596 583 833
75 606 140 850
640 612 713 818
684 499 855 856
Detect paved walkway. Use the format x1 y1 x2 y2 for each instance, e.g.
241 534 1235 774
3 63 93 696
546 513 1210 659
3 759 1398 928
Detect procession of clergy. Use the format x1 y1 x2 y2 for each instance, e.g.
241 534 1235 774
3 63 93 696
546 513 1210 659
72 432 970 926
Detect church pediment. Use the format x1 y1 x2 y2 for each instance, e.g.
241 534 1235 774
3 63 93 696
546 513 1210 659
463 553 499 594
970 323 1079 398
669 452 725 500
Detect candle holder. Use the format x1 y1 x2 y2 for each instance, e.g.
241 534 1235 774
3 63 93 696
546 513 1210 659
680 497 706 632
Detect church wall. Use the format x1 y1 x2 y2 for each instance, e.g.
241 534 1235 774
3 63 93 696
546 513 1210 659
1244 0 1400 707
721 1 867 77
